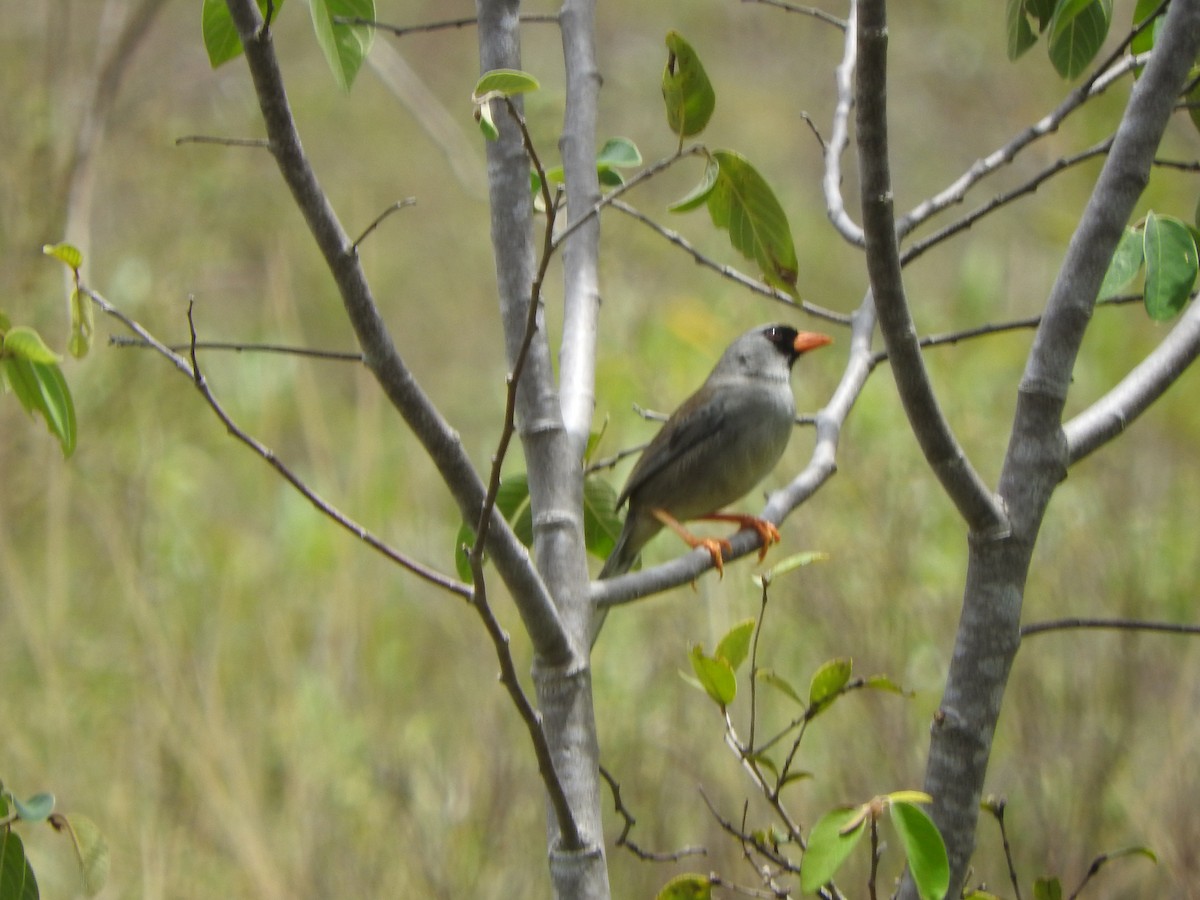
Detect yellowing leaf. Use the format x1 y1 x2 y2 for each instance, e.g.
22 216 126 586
706 150 800 297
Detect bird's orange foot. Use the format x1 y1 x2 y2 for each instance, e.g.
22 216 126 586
651 509 733 577
695 537 733 578
702 513 781 562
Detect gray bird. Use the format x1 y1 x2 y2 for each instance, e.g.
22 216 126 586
598 323 832 581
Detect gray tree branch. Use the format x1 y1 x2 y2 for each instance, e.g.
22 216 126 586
557 0 603 457
1064 290 1200 464
855 0 1008 537
475 1 609 896
221 0 569 661
905 0 1200 895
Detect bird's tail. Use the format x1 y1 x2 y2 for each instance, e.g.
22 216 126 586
591 527 639 646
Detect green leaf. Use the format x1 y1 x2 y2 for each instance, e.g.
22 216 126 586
755 549 829 585
1103 844 1157 865
1187 69 1200 137
756 668 804 704
706 150 800 296
201 0 285 68
1098 226 1145 299
668 153 719 213
749 751 778 780
1006 0 1040 60
1130 0 1164 58
864 673 910 696
583 475 621 561
596 137 642 169
473 68 541 99
0 830 38 900
2 357 77 458
1047 0 1112 80
597 137 642 188
597 168 625 188
59 813 109 897
476 101 500 142
13 792 54 823
662 32 715 139
689 644 736 707
1027 0 1057 29
886 789 933 806
890 801 950 900
1033 877 1063 900
69 288 94 359
497 475 534 545
655 872 711 900
1143 212 1198 321
41 241 83 272
715 618 756 671
454 474 534 582
310 0 374 91
3 327 62 364
808 657 852 710
779 769 814 790
800 806 866 893
537 138 641 195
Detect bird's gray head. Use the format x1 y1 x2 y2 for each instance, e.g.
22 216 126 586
719 324 832 377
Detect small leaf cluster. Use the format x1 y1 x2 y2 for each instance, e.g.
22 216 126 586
202 0 375 92
0 781 109 899
453 471 619 582
472 31 802 300
802 793 947 900
662 33 801 299
675 573 946 899
1009 0 1200 137
1101 211 1199 320
1007 0 1114 80
0 244 88 458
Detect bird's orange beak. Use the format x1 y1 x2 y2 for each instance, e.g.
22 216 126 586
793 331 833 353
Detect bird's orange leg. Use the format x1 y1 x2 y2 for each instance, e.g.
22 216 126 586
698 513 781 562
651 508 732 577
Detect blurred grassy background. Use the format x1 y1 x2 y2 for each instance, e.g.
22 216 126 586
1 1 1198 897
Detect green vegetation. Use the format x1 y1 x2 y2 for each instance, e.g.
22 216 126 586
2 1 1199 897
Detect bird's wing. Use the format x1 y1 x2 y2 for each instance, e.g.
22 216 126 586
616 390 727 508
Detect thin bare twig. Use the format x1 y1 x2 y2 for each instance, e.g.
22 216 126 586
896 23 1152 240
698 786 802 875
901 138 1114 266
336 14 560 38
741 0 847 30
981 797 1025 900
724 712 806 848
175 134 270 148
1020 617 1200 638
85 283 472 598
551 144 705 251
351 198 417 253
109 335 364 362
609 200 852 325
597 765 708 862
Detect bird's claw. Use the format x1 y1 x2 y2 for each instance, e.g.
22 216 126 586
697 537 733 578
745 519 781 562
